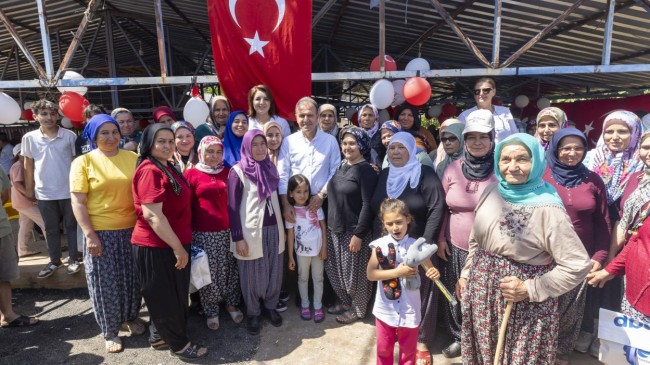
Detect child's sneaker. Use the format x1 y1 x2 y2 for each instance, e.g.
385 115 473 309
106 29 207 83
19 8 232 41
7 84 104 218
314 309 325 323
300 307 311 321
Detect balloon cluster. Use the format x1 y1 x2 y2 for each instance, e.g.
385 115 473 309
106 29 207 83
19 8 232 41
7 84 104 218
368 55 432 108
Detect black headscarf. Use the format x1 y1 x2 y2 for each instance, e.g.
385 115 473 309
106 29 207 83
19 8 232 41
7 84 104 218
137 123 187 195
461 133 495 181
393 103 421 132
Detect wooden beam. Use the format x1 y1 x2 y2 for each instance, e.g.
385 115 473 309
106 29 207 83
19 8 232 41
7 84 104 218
327 0 350 44
154 0 168 79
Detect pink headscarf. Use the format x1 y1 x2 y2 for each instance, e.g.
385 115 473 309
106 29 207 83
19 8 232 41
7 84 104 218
195 135 224 175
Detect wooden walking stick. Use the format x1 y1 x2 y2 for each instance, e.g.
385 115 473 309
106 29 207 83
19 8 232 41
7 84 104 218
493 301 514 365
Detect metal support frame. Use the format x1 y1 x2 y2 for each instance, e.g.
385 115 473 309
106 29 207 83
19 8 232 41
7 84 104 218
313 0 338 28
636 0 650 14
35 0 54 79
53 0 100 82
327 0 349 44
602 0 616 65
492 0 502 68
0 8 48 82
379 0 385 72
427 0 491 67
104 10 119 109
154 0 168 80
0 46 15 79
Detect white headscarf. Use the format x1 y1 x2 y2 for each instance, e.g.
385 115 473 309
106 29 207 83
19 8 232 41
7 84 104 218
386 132 422 198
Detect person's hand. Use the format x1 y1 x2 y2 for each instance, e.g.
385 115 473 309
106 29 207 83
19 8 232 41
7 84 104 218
589 259 602 273
235 240 249 257
437 240 450 261
587 269 615 288
319 247 328 261
124 141 138 152
425 266 440 281
86 231 103 257
348 235 362 253
173 247 189 270
499 276 529 303
283 205 296 223
396 263 418 278
288 256 296 271
307 194 323 212
369 164 380 173
456 277 467 299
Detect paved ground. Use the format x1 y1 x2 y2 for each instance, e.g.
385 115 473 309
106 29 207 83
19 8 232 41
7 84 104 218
0 287 604 365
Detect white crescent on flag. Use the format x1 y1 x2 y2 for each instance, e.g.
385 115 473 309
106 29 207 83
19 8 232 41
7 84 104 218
228 0 286 31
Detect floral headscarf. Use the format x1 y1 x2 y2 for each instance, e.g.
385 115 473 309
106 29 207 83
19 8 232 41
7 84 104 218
195 135 224 175
340 126 371 161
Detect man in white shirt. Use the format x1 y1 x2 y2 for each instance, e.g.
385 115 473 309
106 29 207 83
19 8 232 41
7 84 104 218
278 97 341 223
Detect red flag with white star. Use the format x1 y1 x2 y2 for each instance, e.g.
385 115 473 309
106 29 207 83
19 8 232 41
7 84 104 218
207 0 312 120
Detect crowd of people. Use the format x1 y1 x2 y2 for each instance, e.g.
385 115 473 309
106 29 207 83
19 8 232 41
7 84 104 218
0 78 648 365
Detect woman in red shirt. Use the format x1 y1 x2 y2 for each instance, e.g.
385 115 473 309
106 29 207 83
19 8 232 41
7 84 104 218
184 136 243 330
131 124 207 359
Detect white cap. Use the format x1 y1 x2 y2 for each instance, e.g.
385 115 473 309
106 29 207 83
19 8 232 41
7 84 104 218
12 143 21 157
463 109 495 135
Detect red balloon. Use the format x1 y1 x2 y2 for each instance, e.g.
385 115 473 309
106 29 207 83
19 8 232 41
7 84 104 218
59 92 90 122
370 55 397 72
492 97 503 106
139 119 151 130
403 77 431 106
21 109 33 121
351 112 359 126
442 103 458 116
71 120 85 129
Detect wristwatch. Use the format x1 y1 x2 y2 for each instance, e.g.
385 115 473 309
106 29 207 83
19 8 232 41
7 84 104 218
317 191 328 200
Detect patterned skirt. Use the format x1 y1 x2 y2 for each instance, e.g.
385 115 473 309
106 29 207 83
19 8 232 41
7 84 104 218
461 249 557 365
325 229 373 318
557 280 588 354
192 230 241 318
84 228 141 339
622 295 650 325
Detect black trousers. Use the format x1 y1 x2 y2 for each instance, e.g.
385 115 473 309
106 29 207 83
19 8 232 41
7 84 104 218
134 244 191 352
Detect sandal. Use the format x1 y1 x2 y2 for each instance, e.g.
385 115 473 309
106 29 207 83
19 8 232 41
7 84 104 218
122 319 145 335
327 303 348 315
416 350 432 365
105 336 123 353
206 316 220 330
335 310 359 324
170 343 208 359
150 339 169 350
1 314 39 328
227 308 244 324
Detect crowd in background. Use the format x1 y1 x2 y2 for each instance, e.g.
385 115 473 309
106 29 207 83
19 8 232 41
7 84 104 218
0 78 648 365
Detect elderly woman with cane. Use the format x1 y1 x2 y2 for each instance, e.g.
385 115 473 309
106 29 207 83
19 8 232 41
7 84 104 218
457 133 590 365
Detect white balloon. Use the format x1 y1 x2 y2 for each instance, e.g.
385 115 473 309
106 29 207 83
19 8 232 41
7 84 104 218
378 109 391 123
391 79 406 105
60 117 73 128
642 114 650 131
345 107 356 119
369 79 395 110
23 101 33 110
0 93 21 125
183 97 209 128
427 105 442 118
56 71 88 96
537 97 551 109
514 95 530 109
405 58 430 73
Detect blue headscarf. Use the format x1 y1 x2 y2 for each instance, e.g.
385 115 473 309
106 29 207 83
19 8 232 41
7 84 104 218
494 133 562 207
223 110 247 168
546 128 589 188
82 114 121 151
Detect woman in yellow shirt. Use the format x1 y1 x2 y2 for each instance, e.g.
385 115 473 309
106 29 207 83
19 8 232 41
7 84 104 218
70 114 143 353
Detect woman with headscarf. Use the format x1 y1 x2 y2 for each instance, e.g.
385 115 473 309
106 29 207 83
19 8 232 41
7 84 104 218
434 123 465 179
131 124 207 359
357 104 385 165
247 85 292 137
394 103 437 153
536 107 568 151
70 114 143 353
223 111 249 168
264 121 283 166
370 132 445 364
542 129 611 362
193 95 231 151
380 121 434 169
318 104 339 139
171 121 197 172
458 77 518 143
436 111 497 359
458 133 590 365
325 127 378 325
152 106 176 126
431 118 463 167
228 130 285 336
185 136 243 331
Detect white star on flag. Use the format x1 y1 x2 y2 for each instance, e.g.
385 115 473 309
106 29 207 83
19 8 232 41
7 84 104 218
244 31 269 57
583 121 595 137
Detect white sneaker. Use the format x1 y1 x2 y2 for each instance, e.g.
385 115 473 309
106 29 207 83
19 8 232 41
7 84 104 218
67 261 81 274
574 331 593 353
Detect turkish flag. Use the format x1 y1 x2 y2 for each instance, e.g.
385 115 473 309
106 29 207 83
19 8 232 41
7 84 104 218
207 0 312 121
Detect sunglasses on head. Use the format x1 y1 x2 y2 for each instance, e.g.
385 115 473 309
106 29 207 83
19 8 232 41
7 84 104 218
441 136 458 143
473 88 493 95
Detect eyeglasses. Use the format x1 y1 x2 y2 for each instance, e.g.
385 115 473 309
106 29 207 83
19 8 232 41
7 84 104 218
473 88 492 95
558 146 585 153
441 136 458 143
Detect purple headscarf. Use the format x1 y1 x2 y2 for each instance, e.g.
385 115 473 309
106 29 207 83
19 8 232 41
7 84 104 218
237 129 279 200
